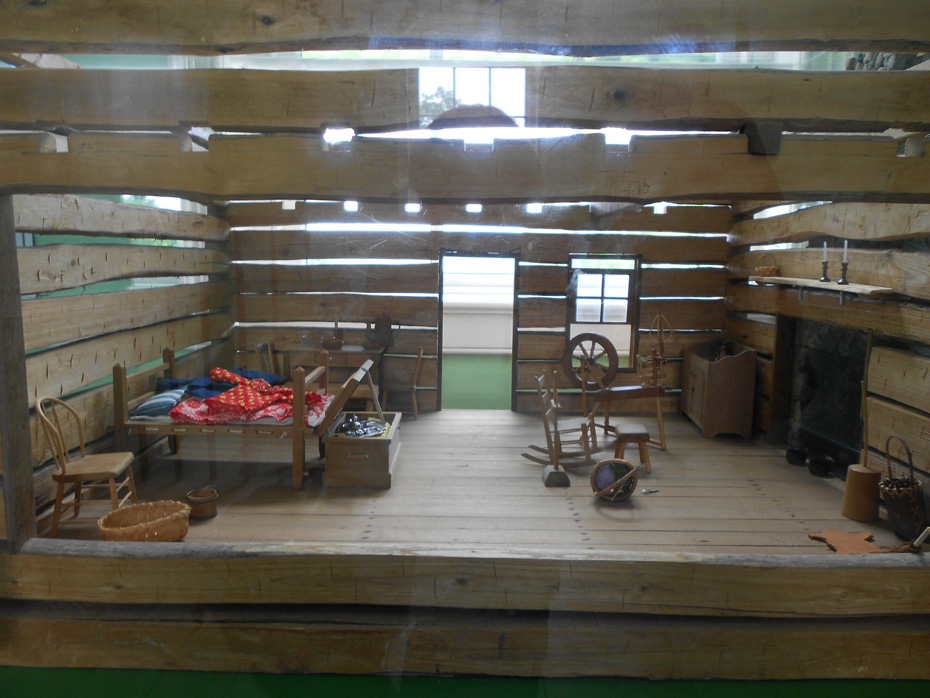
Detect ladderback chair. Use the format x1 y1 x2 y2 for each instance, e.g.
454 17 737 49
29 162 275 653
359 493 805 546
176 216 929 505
254 341 278 374
381 346 424 419
36 395 138 536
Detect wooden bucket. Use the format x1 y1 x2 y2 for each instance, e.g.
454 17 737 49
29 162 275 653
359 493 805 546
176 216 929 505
841 463 881 522
187 487 219 520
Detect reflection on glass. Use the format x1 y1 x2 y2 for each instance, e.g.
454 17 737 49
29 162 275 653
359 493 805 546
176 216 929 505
603 300 628 323
604 274 630 297
576 299 602 322
576 273 602 297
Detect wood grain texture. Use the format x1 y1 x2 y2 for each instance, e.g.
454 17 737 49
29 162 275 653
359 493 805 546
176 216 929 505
232 228 729 265
22 280 230 352
14 194 228 242
2 602 929 679
18 243 228 295
0 195 35 546
25 313 231 403
4 134 930 204
236 293 439 327
5 65 927 134
226 200 734 233
234 263 439 295
727 282 930 345
1 1 927 55
525 65 930 132
729 248 930 302
0 69 417 133
731 202 930 247
867 346 930 415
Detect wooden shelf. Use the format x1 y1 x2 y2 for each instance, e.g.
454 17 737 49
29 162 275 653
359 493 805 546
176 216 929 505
749 275 894 298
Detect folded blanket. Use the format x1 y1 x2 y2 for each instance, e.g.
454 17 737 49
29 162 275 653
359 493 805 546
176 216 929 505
169 392 334 428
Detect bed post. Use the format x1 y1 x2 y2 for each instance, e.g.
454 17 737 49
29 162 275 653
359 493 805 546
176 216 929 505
292 366 307 490
112 364 130 453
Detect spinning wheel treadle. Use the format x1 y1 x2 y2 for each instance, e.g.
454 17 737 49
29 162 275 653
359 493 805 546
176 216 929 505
563 333 619 389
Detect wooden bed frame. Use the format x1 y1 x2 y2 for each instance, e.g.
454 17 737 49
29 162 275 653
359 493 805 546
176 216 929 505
113 349 373 490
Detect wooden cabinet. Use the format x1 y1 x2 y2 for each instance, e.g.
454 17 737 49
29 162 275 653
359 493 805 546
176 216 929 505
680 340 756 439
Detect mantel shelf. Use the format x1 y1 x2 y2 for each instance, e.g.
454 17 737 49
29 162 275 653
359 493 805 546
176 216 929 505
749 275 894 298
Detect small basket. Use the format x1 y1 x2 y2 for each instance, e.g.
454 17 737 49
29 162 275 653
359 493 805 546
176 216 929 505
97 500 191 542
879 436 928 540
590 459 639 502
754 252 779 277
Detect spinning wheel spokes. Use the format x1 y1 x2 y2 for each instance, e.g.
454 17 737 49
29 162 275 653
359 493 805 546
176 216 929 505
563 333 619 389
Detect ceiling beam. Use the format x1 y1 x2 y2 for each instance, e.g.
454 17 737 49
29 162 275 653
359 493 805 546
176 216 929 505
1 1 929 56
2 133 928 205
3 66 930 134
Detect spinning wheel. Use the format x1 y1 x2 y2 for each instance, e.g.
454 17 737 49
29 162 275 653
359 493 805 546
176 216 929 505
563 333 619 390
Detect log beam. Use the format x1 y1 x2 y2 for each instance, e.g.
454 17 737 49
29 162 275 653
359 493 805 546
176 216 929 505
1 1 928 56
0 195 35 549
2 135 928 205
3 67 930 134
731 202 930 247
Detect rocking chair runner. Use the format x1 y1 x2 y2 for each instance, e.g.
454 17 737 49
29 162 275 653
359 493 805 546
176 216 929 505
521 372 598 470
36 395 138 536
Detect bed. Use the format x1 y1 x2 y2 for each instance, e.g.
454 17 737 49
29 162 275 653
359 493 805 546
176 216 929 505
113 349 374 489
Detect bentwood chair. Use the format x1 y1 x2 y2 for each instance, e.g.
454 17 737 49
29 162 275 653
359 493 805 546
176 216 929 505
36 395 138 536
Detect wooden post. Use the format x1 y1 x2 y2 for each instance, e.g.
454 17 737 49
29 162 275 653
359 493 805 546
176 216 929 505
0 195 36 550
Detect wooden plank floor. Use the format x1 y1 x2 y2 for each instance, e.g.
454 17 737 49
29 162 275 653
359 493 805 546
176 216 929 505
44 411 902 553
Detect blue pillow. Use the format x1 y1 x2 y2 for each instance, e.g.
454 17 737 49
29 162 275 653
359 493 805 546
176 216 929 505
131 388 187 417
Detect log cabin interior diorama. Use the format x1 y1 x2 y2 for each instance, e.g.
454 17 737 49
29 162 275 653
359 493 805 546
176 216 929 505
2 1 930 687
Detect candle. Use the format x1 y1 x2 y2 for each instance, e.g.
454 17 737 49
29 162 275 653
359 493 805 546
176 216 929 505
843 240 848 263
822 241 827 262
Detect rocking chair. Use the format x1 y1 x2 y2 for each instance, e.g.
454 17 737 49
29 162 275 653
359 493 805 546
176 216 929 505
521 372 598 471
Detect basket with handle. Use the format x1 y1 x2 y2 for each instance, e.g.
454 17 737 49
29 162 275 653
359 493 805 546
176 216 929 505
879 436 927 540
754 252 779 277
97 500 191 542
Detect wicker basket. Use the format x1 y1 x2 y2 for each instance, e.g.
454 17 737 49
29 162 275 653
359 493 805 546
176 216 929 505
754 252 779 277
879 436 927 540
97 500 191 542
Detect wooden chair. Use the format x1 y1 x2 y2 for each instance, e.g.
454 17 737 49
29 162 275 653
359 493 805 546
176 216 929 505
254 340 279 374
522 373 597 470
36 395 138 536
381 346 423 419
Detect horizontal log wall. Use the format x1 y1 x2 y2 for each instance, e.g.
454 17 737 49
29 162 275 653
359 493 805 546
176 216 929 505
726 201 930 440
513 212 728 413
13 195 232 489
231 226 442 413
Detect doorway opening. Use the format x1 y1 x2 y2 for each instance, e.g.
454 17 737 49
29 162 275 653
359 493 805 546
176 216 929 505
440 253 516 409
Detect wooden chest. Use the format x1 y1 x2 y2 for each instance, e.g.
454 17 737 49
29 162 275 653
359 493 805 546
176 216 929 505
680 340 756 439
322 412 402 488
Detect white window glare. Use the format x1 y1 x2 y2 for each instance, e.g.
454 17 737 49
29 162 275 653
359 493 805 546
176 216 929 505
526 203 543 214
405 202 422 214
282 200 297 211
465 203 483 214
323 127 356 144
343 200 359 212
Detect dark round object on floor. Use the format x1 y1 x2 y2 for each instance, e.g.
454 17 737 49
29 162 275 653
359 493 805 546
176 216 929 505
808 455 834 478
785 447 808 466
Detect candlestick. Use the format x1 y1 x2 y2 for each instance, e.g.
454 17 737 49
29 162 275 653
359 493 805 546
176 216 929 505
822 241 827 262
843 240 848 263
820 260 831 282
837 261 849 285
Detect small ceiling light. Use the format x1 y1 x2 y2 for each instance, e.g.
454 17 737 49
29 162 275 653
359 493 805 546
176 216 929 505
653 202 668 215
526 203 543 214
282 200 297 211
404 202 422 214
465 203 483 214
343 200 359 212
